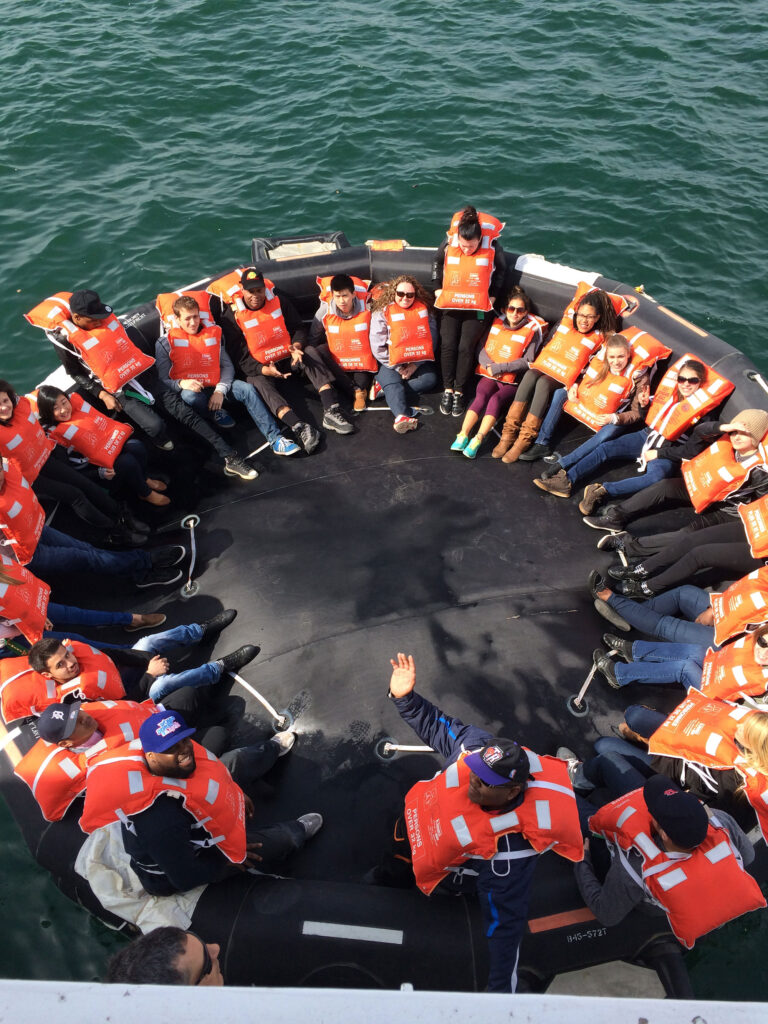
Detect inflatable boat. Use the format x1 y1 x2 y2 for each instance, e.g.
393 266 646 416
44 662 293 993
1 231 766 995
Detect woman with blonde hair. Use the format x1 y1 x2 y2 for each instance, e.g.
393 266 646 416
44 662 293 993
369 275 438 434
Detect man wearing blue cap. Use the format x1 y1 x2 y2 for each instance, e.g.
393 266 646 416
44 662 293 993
81 708 323 895
369 653 582 994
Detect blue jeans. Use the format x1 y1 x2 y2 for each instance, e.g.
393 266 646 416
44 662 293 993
580 740 655 798
29 526 151 581
625 704 667 738
614 639 706 688
377 362 438 419
130 623 221 702
565 428 675 497
607 586 714 646
559 422 627 468
180 381 282 444
48 602 132 628
537 387 567 447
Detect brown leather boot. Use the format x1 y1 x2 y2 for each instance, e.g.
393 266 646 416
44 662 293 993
491 401 526 459
502 414 543 463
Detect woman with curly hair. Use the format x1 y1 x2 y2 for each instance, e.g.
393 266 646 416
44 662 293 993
369 275 438 434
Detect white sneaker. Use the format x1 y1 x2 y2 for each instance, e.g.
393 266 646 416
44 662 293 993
271 730 296 757
556 746 582 784
297 812 323 838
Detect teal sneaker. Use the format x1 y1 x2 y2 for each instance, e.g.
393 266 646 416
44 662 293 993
463 435 482 459
450 434 469 452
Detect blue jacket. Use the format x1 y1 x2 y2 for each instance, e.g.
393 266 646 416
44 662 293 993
393 689 538 993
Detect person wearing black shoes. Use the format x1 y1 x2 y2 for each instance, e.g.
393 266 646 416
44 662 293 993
81 708 323 896
27 609 254 704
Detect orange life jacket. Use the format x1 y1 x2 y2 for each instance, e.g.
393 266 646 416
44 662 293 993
0 640 125 723
208 271 292 364
475 315 546 384
645 355 734 441
589 787 765 948
530 282 630 387
682 439 768 513
80 740 247 865
13 699 154 822
699 634 768 702
710 567 768 646
0 458 46 566
434 211 504 312
647 690 768 843
738 495 768 559
0 397 54 484
24 292 155 393
0 554 50 644
404 750 583 896
316 275 376 371
384 301 436 365
167 324 223 386
155 290 216 331
46 392 133 470
563 326 670 431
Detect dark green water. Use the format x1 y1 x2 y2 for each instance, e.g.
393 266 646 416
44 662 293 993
1 0 767 995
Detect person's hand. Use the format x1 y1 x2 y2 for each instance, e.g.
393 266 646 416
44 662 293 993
290 345 304 366
208 390 224 412
645 449 658 462
696 608 715 626
101 467 116 480
389 652 416 697
244 795 254 819
147 655 170 678
399 363 417 380
583 838 590 854
488 363 504 379
244 841 263 865
181 379 204 393
262 363 290 379
636 383 651 408
99 390 122 413
45 617 53 630
594 414 613 427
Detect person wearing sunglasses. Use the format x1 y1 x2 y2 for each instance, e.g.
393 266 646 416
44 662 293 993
106 926 223 985
449 287 546 459
369 276 438 434
600 409 768 600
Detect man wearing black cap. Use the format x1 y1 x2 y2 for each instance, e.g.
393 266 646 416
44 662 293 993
215 269 354 451
577 775 761 946
372 653 583 993
81 708 323 895
46 289 173 449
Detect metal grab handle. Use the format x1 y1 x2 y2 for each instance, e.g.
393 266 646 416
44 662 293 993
375 737 434 760
747 371 768 397
230 672 290 730
179 515 201 599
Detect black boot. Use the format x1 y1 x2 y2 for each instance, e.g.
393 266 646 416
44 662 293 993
201 609 237 642
218 644 260 674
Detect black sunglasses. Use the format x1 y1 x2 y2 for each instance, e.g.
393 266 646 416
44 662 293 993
188 931 213 985
678 375 701 385
756 633 768 649
395 289 416 299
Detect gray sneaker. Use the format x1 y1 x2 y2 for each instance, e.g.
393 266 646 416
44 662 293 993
322 405 354 435
297 812 323 838
271 730 296 757
294 422 321 453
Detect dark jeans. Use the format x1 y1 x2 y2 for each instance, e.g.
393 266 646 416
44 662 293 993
159 388 235 461
113 438 151 498
314 342 374 395
35 450 120 528
28 525 151 582
565 428 675 497
377 362 438 418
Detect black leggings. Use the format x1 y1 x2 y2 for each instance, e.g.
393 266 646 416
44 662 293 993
34 449 120 528
513 368 557 418
641 520 759 592
439 312 487 393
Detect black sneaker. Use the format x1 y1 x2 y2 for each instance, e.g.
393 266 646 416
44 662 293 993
217 644 260 674
602 633 634 662
615 578 655 599
451 392 465 417
297 812 323 838
104 528 148 548
135 567 183 589
224 456 258 480
440 390 453 415
593 650 622 689
294 422 321 453
518 442 551 462
201 608 237 642
597 531 629 552
322 404 354 435
150 545 186 568
582 507 626 532
608 563 648 582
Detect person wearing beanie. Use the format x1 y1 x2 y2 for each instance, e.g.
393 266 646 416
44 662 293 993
365 654 583 994
571 774 760 946
591 408 768 599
